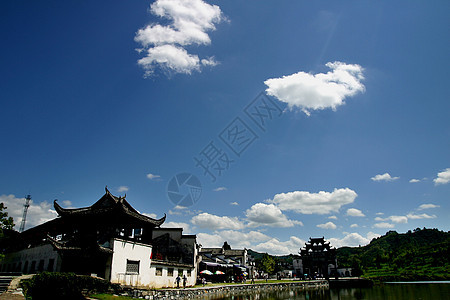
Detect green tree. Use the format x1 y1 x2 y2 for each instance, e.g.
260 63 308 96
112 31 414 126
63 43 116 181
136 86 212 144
260 254 275 275
0 203 14 236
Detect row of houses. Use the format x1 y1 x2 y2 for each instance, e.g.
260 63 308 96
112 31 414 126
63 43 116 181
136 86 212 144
0 188 251 288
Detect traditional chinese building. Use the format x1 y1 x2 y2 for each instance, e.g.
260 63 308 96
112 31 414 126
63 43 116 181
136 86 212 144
1 187 199 288
299 237 336 279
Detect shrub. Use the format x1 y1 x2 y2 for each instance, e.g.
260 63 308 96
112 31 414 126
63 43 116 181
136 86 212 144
20 272 118 300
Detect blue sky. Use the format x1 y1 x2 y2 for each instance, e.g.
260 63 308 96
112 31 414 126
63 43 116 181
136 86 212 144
1 0 449 255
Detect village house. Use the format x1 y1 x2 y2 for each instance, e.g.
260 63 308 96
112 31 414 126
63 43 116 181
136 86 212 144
0 187 199 288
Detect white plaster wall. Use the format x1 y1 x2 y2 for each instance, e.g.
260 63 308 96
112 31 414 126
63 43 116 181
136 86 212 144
2 243 61 273
110 239 152 287
148 264 196 288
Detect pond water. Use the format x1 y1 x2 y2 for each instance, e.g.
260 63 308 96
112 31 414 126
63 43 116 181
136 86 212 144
203 282 450 300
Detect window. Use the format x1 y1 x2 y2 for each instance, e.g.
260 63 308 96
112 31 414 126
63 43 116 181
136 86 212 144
38 260 44 272
126 260 140 274
178 269 183 276
187 269 191 277
168 268 174 276
23 261 29 274
30 261 36 273
47 259 55 272
155 268 162 276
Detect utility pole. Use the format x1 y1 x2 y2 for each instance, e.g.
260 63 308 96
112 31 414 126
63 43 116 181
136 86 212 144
19 194 31 233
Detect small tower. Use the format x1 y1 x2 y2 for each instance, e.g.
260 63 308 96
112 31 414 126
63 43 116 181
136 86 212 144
19 194 31 233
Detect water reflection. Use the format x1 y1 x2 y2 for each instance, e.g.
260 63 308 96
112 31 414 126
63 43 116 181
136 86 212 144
198 283 450 300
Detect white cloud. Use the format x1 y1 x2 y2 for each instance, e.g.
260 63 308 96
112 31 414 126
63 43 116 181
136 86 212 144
374 222 395 229
328 232 380 248
62 200 73 208
371 173 400 182
375 215 408 224
269 188 357 215
316 221 337 230
417 203 440 210
213 187 227 192
350 224 358 228
252 236 306 255
406 213 437 220
230 202 239 206
117 186 129 192
163 221 192 233
137 44 201 75
264 61 365 115
197 230 271 249
135 0 224 76
346 208 365 217
0 194 57 231
146 173 161 180
143 212 158 219
246 203 303 228
375 212 384 215
328 215 338 220
434 168 450 185
191 212 244 230
409 179 420 183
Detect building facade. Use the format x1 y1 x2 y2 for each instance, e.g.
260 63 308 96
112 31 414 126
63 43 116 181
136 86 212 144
1 187 199 288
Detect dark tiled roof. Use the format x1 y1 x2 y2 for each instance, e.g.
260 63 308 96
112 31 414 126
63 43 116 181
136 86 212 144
53 186 166 227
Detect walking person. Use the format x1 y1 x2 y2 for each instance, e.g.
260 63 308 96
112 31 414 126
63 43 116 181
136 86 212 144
175 275 181 288
183 275 187 288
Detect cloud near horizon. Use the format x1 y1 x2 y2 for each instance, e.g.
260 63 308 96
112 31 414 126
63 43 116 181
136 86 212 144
135 0 224 76
0 194 57 231
268 188 357 215
264 61 365 115
245 203 303 228
191 212 244 230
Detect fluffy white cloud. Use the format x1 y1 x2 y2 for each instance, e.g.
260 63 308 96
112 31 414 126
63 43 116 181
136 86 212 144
135 0 224 76
417 203 440 210
375 215 408 224
191 212 244 230
163 221 192 233
0 194 57 231
406 213 437 220
213 187 227 192
230 202 239 206
350 224 359 228
328 215 338 220
371 173 400 182
434 168 450 185
252 236 306 255
117 186 129 192
346 208 365 217
316 221 337 230
374 222 395 229
137 45 201 75
146 173 161 180
269 188 357 215
264 61 365 115
246 203 303 228
197 230 271 249
409 179 420 183
328 232 380 248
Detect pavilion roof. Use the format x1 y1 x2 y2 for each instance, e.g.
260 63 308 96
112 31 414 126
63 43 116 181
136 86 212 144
53 186 166 227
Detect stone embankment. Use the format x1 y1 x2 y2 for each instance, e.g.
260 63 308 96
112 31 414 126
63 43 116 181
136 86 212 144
119 280 328 299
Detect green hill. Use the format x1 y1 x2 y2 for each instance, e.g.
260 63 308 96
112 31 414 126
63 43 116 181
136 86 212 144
336 228 450 281
249 228 450 281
